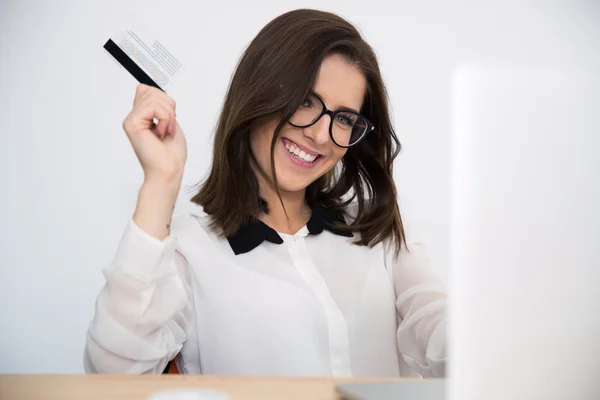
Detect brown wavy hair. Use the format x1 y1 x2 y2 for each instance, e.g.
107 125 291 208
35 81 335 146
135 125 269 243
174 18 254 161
192 9 406 256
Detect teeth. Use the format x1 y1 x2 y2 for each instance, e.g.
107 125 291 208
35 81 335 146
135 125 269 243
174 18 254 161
285 140 318 163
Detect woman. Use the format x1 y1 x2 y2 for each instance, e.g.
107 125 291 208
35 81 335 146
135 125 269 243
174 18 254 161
84 9 447 377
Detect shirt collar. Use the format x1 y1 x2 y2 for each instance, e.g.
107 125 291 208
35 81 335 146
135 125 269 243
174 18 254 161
226 205 353 255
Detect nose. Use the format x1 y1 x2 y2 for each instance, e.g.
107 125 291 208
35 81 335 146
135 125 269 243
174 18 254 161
303 114 331 147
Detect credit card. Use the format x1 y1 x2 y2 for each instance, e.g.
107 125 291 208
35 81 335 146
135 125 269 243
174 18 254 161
103 28 184 91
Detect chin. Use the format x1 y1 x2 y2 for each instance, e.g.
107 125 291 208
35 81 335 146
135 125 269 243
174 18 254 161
275 176 314 193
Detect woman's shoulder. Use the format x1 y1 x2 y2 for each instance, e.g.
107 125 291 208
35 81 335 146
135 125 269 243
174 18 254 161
341 201 426 261
169 209 220 247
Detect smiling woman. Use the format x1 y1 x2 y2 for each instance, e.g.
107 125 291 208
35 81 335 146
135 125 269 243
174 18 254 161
193 12 405 247
83 8 448 378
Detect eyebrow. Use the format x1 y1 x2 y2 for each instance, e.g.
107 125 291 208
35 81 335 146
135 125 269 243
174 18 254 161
311 91 360 114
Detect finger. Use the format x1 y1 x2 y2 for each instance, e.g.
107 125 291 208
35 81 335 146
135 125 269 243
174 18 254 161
162 93 176 109
151 103 175 138
157 96 176 117
135 84 149 96
135 84 163 105
140 90 175 114
151 96 176 135
134 84 151 104
155 95 176 122
164 103 176 135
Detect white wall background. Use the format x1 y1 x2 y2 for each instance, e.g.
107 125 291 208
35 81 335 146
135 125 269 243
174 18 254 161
0 0 598 373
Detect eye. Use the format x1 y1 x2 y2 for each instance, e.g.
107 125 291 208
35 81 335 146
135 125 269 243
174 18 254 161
302 97 314 108
336 113 357 127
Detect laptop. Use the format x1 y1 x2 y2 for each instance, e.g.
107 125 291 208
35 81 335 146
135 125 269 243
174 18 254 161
336 380 445 400
336 65 600 400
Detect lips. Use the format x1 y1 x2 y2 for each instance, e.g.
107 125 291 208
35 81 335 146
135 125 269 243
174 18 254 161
282 138 321 163
281 138 322 168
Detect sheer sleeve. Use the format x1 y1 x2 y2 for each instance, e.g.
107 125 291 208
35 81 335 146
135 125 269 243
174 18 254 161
386 226 447 377
83 219 194 374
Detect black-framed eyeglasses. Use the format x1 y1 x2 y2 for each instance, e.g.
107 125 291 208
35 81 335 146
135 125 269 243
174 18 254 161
289 92 374 148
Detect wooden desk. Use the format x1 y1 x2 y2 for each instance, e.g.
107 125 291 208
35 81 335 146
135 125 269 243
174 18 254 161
0 375 405 400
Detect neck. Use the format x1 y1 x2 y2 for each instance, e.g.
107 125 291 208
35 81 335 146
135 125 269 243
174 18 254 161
257 178 311 235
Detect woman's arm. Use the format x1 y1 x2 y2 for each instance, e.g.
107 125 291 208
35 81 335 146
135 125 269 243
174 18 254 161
388 231 447 378
84 217 194 374
84 181 194 374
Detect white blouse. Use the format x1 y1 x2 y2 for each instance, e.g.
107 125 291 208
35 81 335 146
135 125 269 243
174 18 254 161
83 206 447 377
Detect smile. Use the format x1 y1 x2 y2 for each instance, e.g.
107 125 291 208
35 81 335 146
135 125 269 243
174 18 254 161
281 138 322 168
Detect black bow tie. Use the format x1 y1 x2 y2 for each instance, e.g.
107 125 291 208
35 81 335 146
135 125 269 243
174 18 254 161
226 205 353 255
